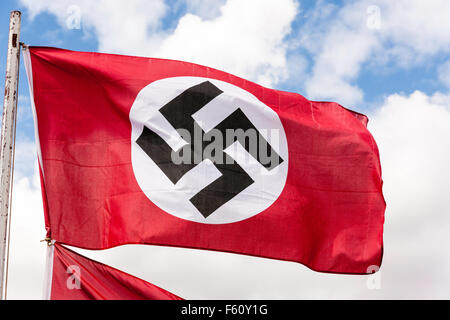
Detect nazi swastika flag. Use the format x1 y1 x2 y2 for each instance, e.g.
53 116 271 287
24 47 385 275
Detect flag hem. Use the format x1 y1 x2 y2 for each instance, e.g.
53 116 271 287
56 241 383 276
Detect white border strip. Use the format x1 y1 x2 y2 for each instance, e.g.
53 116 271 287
42 241 55 300
22 47 53 299
22 47 44 177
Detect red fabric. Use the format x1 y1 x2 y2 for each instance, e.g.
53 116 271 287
51 243 182 300
28 47 385 274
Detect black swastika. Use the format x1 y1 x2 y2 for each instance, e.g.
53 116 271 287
136 81 283 218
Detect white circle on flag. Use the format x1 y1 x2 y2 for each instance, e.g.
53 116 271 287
130 77 288 224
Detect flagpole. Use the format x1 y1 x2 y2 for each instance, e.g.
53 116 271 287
0 10 21 300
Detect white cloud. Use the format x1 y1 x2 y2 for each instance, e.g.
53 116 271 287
369 91 450 226
301 0 450 106
20 0 168 54
156 0 297 86
7 161 45 299
367 91 450 298
20 0 298 87
302 1 379 106
380 1 450 55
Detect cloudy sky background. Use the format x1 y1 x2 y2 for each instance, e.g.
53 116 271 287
0 0 449 299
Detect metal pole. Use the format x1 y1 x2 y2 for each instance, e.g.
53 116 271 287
0 10 21 300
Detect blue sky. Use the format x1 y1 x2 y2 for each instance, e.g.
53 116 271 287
1 0 450 299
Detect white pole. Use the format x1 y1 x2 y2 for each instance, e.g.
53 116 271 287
0 10 21 300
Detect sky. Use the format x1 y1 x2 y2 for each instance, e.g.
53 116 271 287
0 0 449 299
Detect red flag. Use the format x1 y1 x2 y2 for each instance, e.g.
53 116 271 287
49 243 182 300
24 46 385 274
